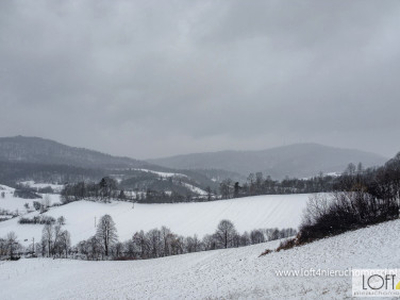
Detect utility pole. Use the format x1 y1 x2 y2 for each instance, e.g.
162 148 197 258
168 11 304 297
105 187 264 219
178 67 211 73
32 237 35 255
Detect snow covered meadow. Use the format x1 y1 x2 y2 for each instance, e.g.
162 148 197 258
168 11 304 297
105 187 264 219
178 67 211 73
0 191 309 247
3 184 398 299
1 219 399 299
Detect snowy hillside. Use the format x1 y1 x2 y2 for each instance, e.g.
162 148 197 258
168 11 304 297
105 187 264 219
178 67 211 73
0 194 309 247
0 185 61 214
133 168 187 178
181 182 208 196
1 219 399 299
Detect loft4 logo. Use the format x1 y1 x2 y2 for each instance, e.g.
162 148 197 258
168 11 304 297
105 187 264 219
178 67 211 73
353 269 400 297
362 273 400 290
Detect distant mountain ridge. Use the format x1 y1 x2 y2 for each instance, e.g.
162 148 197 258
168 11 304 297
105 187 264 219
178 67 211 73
148 143 388 179
0 136 219 193
0 137 389 183
0 136 150 169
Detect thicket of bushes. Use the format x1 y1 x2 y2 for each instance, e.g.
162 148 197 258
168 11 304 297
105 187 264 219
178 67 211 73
299 154 400 243
19 215 56 225
298 191 399 244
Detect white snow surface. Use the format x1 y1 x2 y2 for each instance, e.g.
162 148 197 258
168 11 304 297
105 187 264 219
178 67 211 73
133 168 187 178
1 219 399 299
0 194 309 247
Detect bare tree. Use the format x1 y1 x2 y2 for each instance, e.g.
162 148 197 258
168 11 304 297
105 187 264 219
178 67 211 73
6 232 21 259
345 163 356 176
42 224 54 257
160 226 174 257
132 230 148 259
58 230 71 258
214 219 237 249
146 228 162 258
96 214 118 257
220 179 233 199
41 195 51 213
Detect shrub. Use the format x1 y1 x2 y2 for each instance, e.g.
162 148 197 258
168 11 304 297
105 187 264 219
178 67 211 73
18 215 56 225
276 238 297 252
297 191 399 245
259 249 273 256
33 201 41 211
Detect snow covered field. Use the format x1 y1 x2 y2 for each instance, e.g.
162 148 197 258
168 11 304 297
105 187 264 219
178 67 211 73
1 219 399 299
0 193 309 246
0 185 61 214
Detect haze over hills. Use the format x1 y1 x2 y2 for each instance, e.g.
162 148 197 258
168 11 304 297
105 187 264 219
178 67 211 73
0 136 218 192
148 143 388 179
0 136 389 185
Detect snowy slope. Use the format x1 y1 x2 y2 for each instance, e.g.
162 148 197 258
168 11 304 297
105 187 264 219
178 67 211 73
1 219 399 299
133 168 187 178
0 185 61 214
181 182 208 196
0 194 309 246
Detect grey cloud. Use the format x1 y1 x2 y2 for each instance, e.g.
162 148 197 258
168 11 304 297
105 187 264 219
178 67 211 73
0 0 400 159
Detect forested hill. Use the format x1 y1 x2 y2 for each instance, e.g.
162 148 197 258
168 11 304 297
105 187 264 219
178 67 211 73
0 136 151 169
0 136 219 193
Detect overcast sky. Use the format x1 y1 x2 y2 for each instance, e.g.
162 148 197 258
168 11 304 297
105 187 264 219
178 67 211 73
1 0 399 159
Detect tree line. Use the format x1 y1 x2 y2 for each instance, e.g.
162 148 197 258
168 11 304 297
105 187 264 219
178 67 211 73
59 162 370 204
75 216 296 260
220 162 374 199
0 216 296 261
60 177 205 204
61 177 125 203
